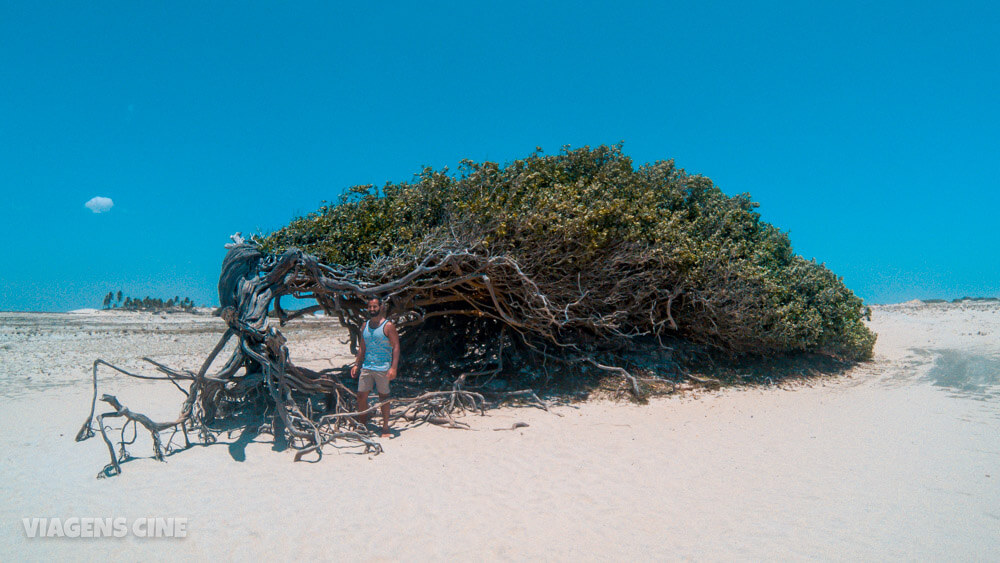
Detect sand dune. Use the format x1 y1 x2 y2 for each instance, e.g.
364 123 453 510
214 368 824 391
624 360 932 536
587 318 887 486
1 303 998 560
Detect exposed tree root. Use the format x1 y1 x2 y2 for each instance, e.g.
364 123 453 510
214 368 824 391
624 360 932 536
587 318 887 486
76 356 518 476
75 238 686 477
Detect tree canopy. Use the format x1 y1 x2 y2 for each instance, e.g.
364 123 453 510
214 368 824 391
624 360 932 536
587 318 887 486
263 145 874 366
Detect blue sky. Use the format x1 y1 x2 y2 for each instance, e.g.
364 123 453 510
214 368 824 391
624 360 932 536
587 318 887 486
1 1 997 311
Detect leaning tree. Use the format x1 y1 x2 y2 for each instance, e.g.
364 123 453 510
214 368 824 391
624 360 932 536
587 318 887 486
76 145 875 477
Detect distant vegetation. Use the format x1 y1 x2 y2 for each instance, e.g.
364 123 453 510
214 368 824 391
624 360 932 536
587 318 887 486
101 290 198 312
922 297 999 304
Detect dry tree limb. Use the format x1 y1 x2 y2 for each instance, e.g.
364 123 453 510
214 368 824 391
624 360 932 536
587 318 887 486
493 422 530 431
683 373 722 388
493 389 555 413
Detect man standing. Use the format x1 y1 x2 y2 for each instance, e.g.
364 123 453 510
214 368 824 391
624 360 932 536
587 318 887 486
351 297 400 438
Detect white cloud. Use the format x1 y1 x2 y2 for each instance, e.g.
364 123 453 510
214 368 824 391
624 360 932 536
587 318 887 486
85 196 114 213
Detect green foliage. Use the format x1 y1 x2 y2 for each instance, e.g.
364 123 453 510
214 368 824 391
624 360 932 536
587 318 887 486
262 145 875 360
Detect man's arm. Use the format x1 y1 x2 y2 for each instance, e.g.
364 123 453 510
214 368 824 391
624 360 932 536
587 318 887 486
385 321 400 380
351 331 366 378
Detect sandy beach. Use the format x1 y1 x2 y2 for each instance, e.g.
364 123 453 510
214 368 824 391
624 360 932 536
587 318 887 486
1 302 998 560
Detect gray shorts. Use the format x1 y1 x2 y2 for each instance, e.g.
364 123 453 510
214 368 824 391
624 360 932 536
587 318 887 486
358 368 390 394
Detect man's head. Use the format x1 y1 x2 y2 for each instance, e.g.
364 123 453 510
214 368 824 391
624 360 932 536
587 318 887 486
366 297 385 317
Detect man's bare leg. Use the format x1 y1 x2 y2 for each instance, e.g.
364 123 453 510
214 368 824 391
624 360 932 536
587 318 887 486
378 393 391 437
356 391 370 426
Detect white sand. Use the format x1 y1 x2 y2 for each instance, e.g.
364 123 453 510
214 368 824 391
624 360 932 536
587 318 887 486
1 304 998 560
